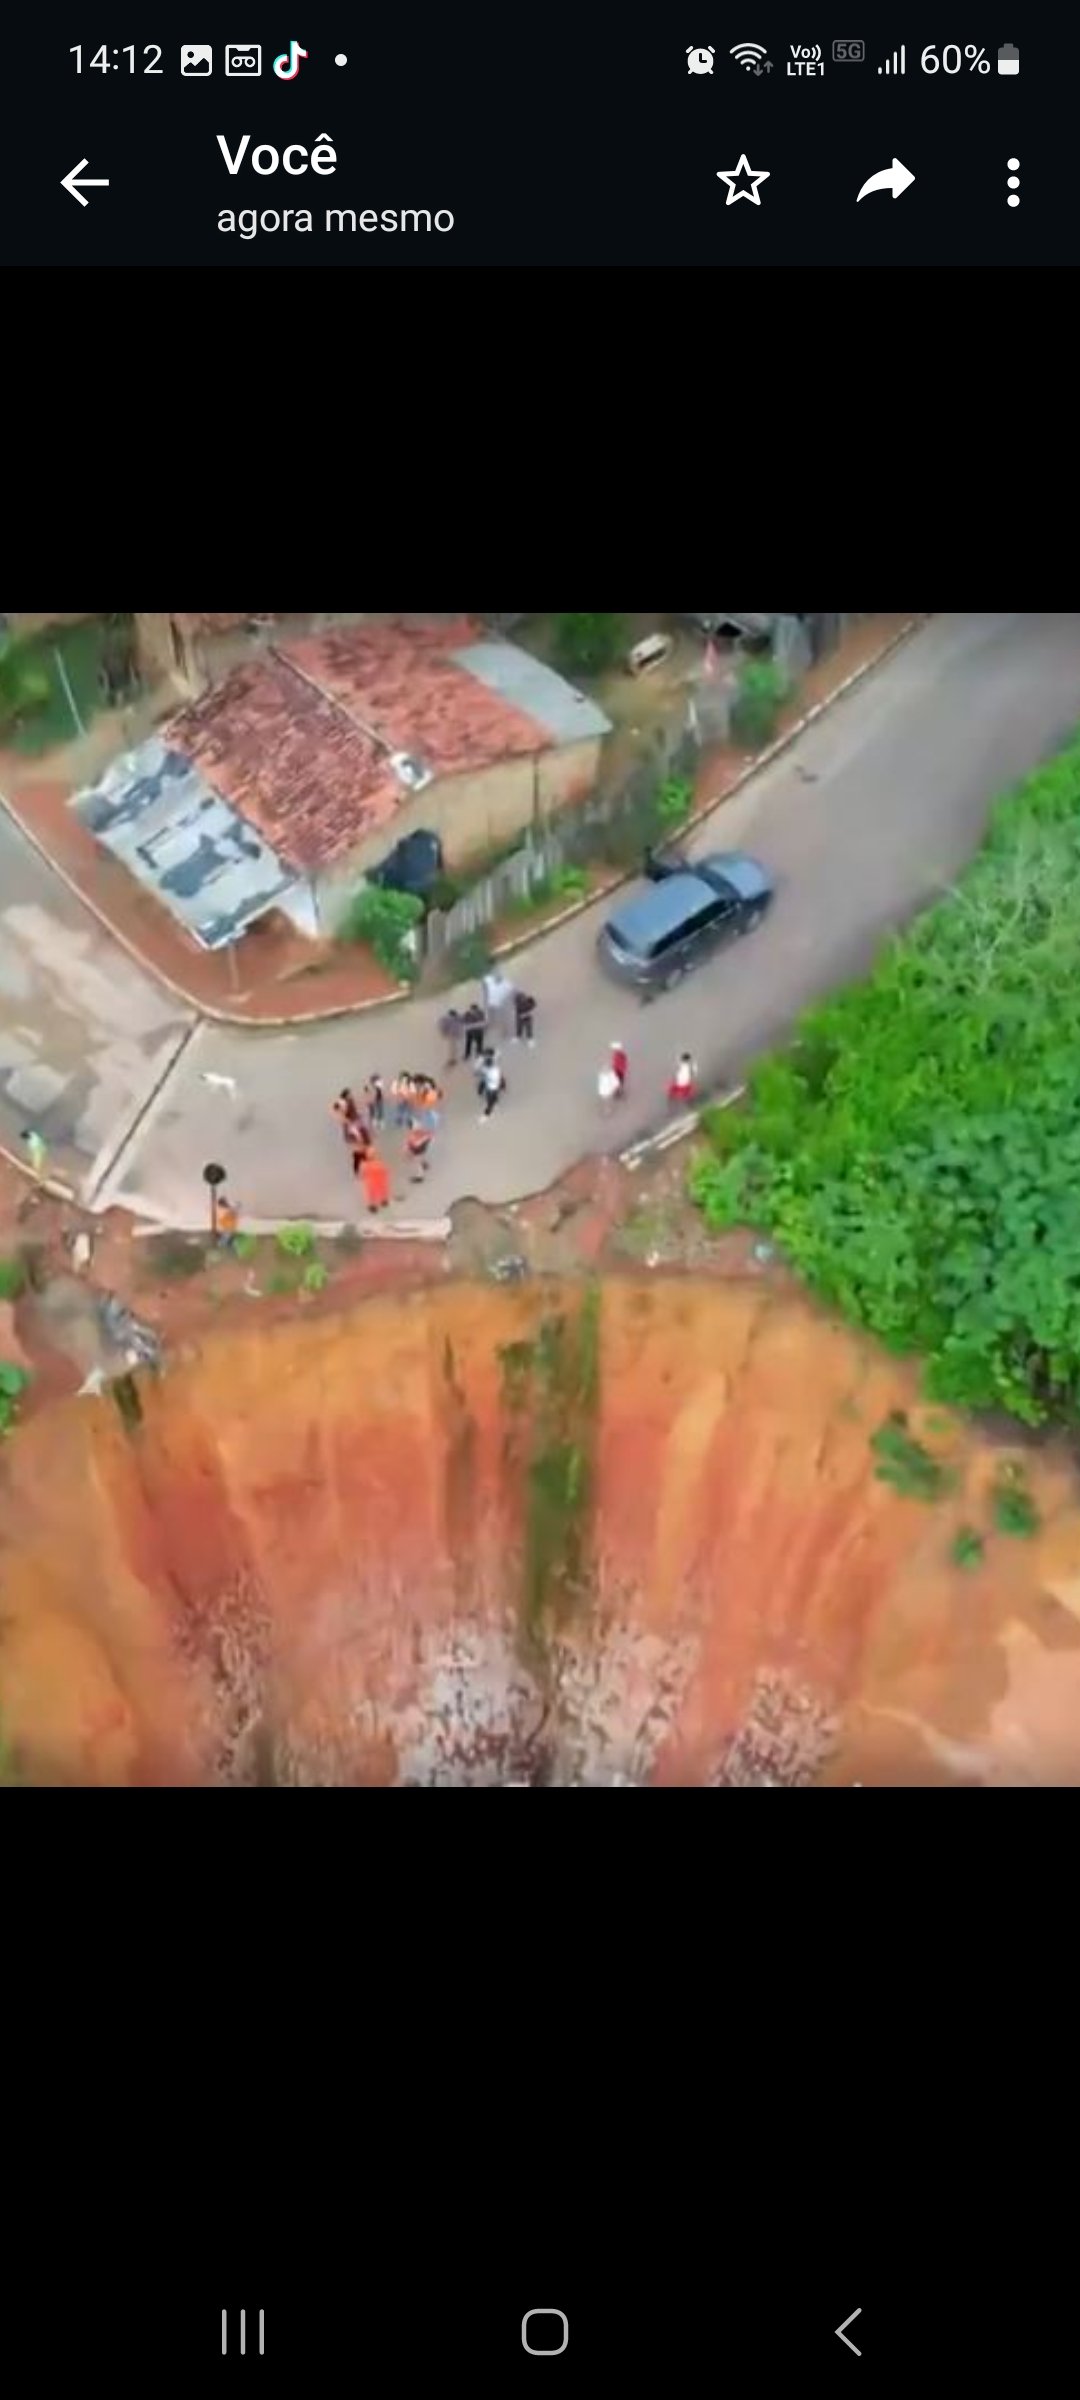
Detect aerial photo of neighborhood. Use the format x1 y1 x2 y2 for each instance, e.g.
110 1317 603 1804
2 608 1080 1787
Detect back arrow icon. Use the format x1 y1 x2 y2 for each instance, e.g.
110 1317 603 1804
836 2308 862 2356
62 158 110 207
856 158 914 202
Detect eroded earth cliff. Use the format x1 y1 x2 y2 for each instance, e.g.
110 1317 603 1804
4 1275 1080 1785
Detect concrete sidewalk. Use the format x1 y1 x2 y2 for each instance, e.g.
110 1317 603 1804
96 613 1080 1229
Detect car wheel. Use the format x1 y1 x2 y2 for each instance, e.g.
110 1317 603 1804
738 906 765 936
663 964 686 991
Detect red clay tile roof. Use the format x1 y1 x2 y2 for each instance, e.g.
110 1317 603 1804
280 619 551 780
163 619 559 873
165 655 400 873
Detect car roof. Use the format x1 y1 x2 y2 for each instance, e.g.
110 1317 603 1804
606 871 718 950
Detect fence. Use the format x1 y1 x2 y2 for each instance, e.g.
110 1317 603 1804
423 696 722 972
421 615 876 965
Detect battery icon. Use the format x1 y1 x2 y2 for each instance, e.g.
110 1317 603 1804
997 44 1019 74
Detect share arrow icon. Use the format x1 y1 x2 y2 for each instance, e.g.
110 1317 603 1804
856 158 915 201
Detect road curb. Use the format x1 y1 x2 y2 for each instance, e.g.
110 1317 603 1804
619 1083 746 1172
130 1213 452 1242
0 616 926 1034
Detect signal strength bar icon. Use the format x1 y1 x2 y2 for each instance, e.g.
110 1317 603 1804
878 44 906 74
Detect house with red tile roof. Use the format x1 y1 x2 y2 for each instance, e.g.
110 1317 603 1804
74 618 611 949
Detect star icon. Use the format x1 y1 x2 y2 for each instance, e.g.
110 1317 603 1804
716 153 770 206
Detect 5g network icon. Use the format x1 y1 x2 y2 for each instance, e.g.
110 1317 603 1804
833 40 866 62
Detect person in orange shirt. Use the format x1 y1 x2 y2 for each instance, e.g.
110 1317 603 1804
360 1151 391 1213
216 1193 240 1250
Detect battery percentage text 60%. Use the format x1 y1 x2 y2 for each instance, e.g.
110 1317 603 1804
921 44 990 73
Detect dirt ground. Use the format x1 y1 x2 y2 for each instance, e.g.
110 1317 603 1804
0 1131 789 1424
6 1217 1080 1786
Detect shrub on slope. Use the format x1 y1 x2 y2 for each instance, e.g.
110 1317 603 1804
691 732 1080 1425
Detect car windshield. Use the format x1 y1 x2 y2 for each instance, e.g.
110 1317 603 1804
697 868 737 905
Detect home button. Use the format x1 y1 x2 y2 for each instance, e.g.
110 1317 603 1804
522 2310 569 2356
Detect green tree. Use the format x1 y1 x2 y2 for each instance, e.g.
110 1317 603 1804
730 656 789 747
340 883 423 979
553 613 626 676
0 638 50 735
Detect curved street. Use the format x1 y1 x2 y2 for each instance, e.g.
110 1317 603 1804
5 613 1080 1229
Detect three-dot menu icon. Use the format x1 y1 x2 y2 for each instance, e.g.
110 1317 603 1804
1007 158 1020 207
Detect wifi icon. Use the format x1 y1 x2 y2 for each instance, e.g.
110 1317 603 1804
731 42 768 72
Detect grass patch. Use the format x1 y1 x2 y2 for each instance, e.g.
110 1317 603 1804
275 1222 316 1259
0 1254 26 1301
990 1463 1040 1538
950 1525 986 1571
870 1411 953 1501
0 1360 31 1437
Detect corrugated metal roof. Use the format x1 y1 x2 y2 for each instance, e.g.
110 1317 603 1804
73 737 299 951
452 640 612 746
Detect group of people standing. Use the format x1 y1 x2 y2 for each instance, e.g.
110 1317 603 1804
328 962 701 1216
331 1070 444 1208
438 967 538 1123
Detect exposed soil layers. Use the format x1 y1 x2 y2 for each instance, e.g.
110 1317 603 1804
4 1275 1080 1785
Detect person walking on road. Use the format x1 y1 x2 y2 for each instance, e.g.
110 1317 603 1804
392 1072 415 1129
667 1051 698 1107
478 1049 506 1122
513 990 538 1046
438 1007 465 1068
462 1001 486 1063
406 1121 434 1182
364 1073 386 1131
21 1128 48 1180
482 967 514 1041
597 1061 620 1115
332 1088 364 1140
609 1040 628 1097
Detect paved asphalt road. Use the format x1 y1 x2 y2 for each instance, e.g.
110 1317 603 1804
0 808 194 1194
73 612 1080 1226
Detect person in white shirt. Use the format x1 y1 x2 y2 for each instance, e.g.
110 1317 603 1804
481 968 514 1038
667 1051 698 1107
477 1049 506 1121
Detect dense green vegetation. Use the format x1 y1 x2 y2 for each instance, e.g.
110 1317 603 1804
553 613 626 676
340 883 423 979
691 730 1080 1427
